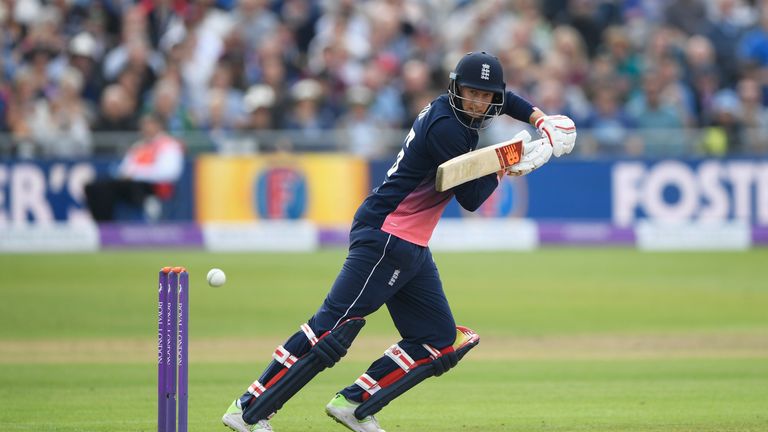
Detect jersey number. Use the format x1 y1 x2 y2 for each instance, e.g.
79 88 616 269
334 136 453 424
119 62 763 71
386 128 415 177
385 104 430 178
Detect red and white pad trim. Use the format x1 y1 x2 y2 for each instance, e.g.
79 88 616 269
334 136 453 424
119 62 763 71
247 380 266 398
422 344 442 360
300 323 318 346
384 344 416 372
355 373 381 395
272 345 298 368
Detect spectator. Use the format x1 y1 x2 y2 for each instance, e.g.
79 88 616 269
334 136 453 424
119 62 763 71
283 78 335 150
232 0 279 55
364 1 410 63
548 25 591 86
690 65 723 128
145 1 186 50
145 79 195 136
192 62 245 128
92 84 139 154
531 77 588 127
4 70 41 158
84 112 184 222
252 54 290 127
361 55 405 127
644 26 686 67
400 59 436 126
104 39 161 102
29 66 92 158
700 89 744 155
93 84 139 132
684 36 721 125
337 85 387 158
310 0 370 68
103 7 162 101
601 25 644 94
202 88 240 153
498 46 539 97
55 31 104 106
664 0 708 36
656 54 696 126
21 42 58 101
737 7 768 76
536 53 592 124
582 86 638 155
315 42 361 111
176 1 231 118
704 0 752 87
243 84 277 130
277 0 321 55
560 0 607 59
587 52 630 100
625 69 687 156
685 34 719 78
3 0 768 159
234 83 277 153
737 77 768 153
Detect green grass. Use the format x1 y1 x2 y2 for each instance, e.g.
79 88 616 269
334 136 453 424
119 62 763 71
1 248 767 431
1 359 766 432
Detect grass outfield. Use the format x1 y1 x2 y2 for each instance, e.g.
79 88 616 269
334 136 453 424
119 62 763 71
1 248 767 431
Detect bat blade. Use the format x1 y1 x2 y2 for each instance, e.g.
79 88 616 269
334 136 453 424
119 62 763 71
435 138 524 192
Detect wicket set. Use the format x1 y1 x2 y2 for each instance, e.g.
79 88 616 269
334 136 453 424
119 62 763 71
157 266 189 432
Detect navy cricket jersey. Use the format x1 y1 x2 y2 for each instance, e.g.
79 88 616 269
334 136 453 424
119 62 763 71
354 92 535 246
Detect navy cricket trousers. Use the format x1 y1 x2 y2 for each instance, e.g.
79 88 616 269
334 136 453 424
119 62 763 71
245 220 456 405
318 220 457 401
313 220 456 348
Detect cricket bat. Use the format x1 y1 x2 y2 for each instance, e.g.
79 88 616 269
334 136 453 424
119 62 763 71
435 138 535 192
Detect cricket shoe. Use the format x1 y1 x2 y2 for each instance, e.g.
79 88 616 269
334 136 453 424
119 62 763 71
222 399 274 432
325 394 385 432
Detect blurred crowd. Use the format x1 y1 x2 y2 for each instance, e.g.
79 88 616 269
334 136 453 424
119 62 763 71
2 0 768 159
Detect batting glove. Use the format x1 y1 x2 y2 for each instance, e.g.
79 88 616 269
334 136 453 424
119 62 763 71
535 114 577 157
505 130 553 177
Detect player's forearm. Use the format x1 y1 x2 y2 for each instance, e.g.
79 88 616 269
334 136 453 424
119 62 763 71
452 173 498 212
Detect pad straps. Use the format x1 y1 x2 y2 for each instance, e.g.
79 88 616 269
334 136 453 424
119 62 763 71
354 373 381 395
354 326 480 420
245 321 340 407
242 317 366 424
355 343 441 396
300 323 319 346
248 380 267 398
273 345 298 368
270 321 319 370
384 344 416 372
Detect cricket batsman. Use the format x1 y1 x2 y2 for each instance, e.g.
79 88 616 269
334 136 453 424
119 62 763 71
222 51 577 432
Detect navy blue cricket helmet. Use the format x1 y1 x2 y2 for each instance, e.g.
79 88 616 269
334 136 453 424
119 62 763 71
448 51 506 130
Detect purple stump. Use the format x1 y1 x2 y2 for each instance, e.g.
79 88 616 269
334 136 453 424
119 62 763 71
157 270 168 432
158 268 189 432
166 271 179 432
177 271 189 432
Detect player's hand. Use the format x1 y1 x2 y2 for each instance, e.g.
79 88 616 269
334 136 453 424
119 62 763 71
535 114 576 157
504 130 553 176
